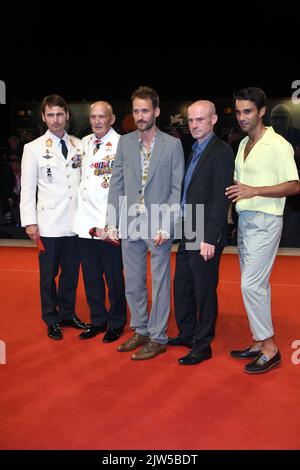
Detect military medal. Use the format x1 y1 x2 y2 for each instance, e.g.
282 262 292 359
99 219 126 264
91 160 113 176
101 175 110 188
46 166 53 182
71 150 82 168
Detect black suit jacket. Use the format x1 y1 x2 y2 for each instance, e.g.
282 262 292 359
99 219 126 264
183 134 235 248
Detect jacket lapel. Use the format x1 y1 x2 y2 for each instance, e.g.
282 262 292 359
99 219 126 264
188 134 217 187
85 135 95 161
68 136 78 162
130 131 143 183
144 129 164 188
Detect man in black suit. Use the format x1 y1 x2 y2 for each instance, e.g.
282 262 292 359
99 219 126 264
169 100 234 365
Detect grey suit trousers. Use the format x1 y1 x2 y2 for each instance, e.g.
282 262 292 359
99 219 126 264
121 237 172 344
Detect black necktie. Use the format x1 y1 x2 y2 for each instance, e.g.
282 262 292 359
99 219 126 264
94 139 102 155
60 139 68 159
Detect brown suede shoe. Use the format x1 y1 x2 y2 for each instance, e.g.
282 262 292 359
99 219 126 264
131 340 167 360
117 333 149 352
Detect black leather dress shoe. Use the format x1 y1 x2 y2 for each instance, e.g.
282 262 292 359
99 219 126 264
168 336 193 348
60 315 90 329
245 351 281 374
103 327 124 343
79 324 107 339
230 346 262 359
48 323 63 340
178 350 212 365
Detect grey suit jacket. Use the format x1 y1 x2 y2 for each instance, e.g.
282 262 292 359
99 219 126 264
107 129 184 238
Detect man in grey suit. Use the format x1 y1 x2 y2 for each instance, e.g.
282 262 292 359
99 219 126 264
106 86 184 360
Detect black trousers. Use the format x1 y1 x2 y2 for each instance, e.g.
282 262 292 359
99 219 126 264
39 236 80 326
173 241 224 353
78 238 126 329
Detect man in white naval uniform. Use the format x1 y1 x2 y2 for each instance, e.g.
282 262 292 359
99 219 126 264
20 94 88 340
73 101 126 343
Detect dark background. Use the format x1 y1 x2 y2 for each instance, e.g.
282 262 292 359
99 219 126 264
1 5 298 144
1 58 298 145
1 1 298 141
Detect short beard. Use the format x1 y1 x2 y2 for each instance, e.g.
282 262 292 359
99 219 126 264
138 119 155 133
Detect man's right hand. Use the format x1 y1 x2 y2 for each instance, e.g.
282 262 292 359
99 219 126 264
106 226 119 241
106 226 120 245
95 228 107 240
26 224 39 242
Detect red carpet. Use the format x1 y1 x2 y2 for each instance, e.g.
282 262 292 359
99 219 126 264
0 247 300 450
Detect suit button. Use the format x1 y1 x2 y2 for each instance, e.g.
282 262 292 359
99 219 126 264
139 190 141 193
67 174 70 178
68 185 71 189
69 196 72 200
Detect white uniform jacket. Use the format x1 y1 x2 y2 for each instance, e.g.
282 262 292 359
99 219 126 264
73 128 120 238
20 130 82 237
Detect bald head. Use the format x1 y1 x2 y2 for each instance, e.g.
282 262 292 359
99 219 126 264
90 101 114 116
188 100 216 117
187 100 218 142
89 101 116 138
271 103 292 119
270 103 293 135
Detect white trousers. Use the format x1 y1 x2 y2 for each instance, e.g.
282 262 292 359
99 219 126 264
238 211 283 341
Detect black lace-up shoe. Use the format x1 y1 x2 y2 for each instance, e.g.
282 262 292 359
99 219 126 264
48 323 63 340
60 315 89 329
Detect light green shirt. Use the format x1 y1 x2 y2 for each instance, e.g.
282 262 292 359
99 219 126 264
234 127 298 216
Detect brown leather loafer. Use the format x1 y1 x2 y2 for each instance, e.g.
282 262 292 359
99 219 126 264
131 340 166 360
117 333 149 352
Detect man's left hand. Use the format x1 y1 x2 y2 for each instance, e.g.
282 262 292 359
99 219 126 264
200 242 215 261
225 182 256 202
154 230 169 247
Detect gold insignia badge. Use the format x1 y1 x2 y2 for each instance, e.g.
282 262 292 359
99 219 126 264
46 138 52 148
102 154 115 161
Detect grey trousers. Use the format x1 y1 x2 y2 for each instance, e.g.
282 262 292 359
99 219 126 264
238 211 283 341
121 238 172 344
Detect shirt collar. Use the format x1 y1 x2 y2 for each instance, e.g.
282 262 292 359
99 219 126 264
192 132 214 153
93 128 113 144
138 131 157 150
242 127 274 148
261 126 275 144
